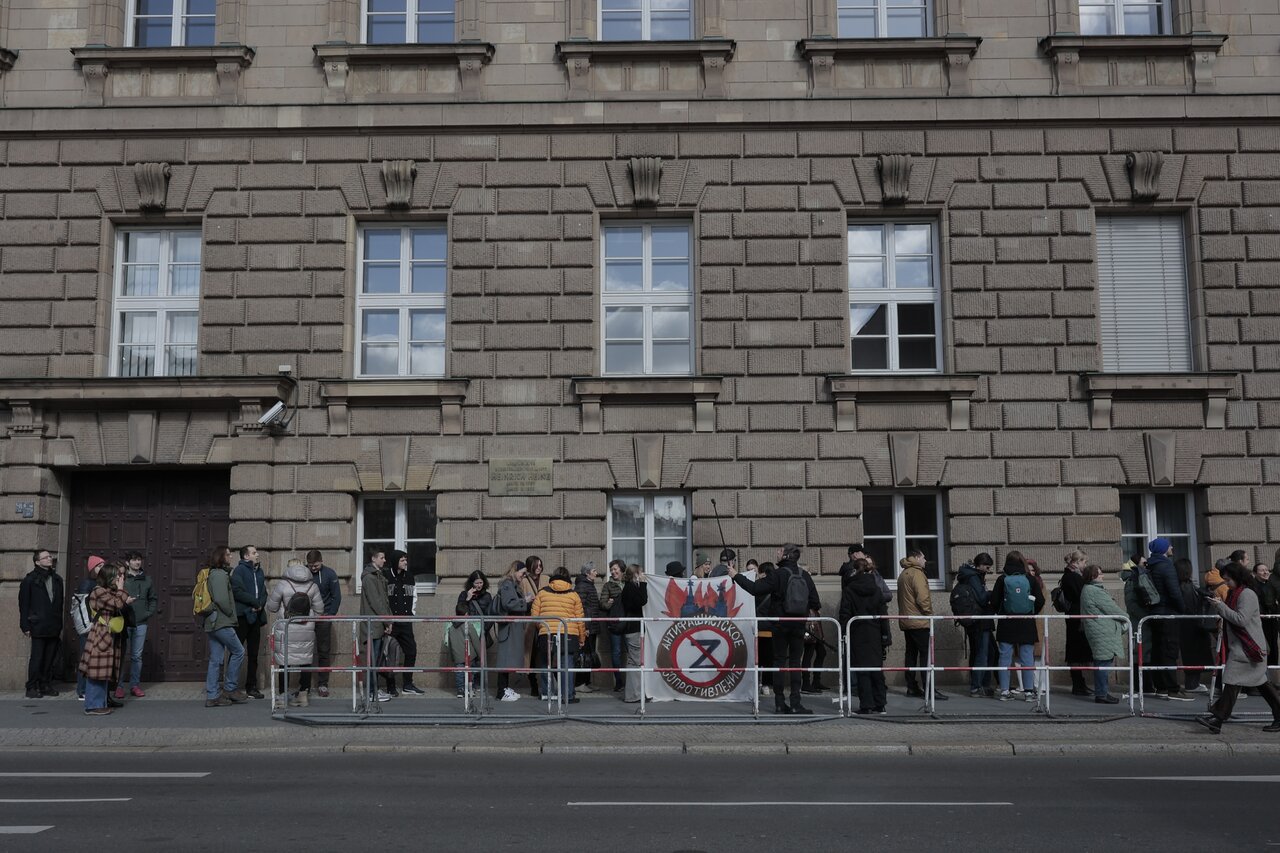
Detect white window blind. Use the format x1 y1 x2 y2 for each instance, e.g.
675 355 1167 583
1096 215 1191 373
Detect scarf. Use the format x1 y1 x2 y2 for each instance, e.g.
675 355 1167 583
1226 586 1266 663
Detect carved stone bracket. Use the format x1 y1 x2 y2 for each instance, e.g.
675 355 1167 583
69 45 256 105
889 433 921 488
1081 373 1235 430
1144 431 1176 487
133 162 172 211
311 42 495 101
828 375 978 432
629 157 662 206
634 435 664 489
572 377 722 434
5 401 46 437
1040 34 1228 95
554 39 736 97
796 37 982 95
381 160 417 208
1126 151 1164 201
0 48 16 75
876 154 912 204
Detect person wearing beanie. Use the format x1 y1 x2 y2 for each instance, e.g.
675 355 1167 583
665 560 687 579
19 549 65 700
1145 537 1189 700
73 556 106 701
839 544 892 603
710 549 735 578
896 551 945 700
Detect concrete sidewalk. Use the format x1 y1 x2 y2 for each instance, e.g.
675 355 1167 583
3 684 1279 756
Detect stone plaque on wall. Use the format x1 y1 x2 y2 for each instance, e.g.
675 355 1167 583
488 458 553 496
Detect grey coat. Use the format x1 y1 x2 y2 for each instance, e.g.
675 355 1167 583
359 565 392 645
1208 587 1270 687
494 577 531 670
1080 582 1128 662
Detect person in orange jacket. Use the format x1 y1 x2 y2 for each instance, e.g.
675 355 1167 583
531 566 587 703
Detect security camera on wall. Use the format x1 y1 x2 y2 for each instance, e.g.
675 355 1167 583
258 400 287 426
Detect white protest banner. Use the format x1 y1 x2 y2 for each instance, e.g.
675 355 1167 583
642 575 757 702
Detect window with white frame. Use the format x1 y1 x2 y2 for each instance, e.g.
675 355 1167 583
111 230 201 378
357 494 438 592
357 225 447 378
1096 215 1191 373
600 0 693 40
1080 0 1167 36
364 0 455 44
862 493 944 587
128 0 216 47
837 0 931 38
608 494 690 572
602 222 693 376
1119 492 1195 567
848 221 940 372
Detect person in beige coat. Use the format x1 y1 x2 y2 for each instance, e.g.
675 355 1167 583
897 551 945 700
1197 562 1280 734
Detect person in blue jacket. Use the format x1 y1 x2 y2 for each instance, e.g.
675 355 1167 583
303 549 342 698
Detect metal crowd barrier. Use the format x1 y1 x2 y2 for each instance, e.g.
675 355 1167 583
845 613 1135 718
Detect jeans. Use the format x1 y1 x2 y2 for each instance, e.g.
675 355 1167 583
624 633 643 702
608 632 626 689
998 642 1034 692
367 636 383 696
1094 658 1114 697
965 624 994 691
453 667 479 695
119 623 148 690
537 634 577 702
84 677 109 711
206 627 245 700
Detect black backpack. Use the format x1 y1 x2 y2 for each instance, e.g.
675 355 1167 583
950 582 980 624
780 566 810 617
286 590 312 618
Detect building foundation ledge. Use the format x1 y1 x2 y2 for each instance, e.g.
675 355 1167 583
319 378 470 436
827 374 978 432
1080 372 1237 430
571 376 723 434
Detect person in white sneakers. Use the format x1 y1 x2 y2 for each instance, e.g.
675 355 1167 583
266 558 323 708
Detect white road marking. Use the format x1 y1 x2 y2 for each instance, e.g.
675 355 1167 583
1098 776 1280 783
0 798 131 804
0 773 208 779
568 801 1012 807
0 827 53 834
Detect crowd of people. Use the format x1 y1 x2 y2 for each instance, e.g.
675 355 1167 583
15 537 1280 731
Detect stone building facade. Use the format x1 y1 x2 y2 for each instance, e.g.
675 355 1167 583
0 0 1278 686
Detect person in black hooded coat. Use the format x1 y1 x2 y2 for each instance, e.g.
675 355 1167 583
838 558 888 714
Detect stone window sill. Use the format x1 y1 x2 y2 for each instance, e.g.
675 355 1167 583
1081 372 1236 429
827 374 978 431
555 39 736 97
69 45 255 104
571 376 723 433
0 376 291 438
319 378 470 436
0 48 15 74
312 41 495 99
796 36 981 95
1039 33 1228 95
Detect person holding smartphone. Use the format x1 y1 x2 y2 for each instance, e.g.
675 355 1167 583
78 562 133 716
1198 562 1280 734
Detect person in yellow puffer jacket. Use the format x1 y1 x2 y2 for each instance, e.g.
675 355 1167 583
531 567 588 703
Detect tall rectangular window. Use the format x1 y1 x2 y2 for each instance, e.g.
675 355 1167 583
608 494 689 572
357 494 438 592
364 0 455 44
863 492 944 588
111 230 201 377
848 221 940 373
600 0 693 40
602 222 693 376
1080 1 1167 35
356 225 447 378
128 0 216 47
837 0 931 37
1119 492 1194 566
1096 215 1191 372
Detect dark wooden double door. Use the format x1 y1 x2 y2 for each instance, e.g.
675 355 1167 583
65 470 230 681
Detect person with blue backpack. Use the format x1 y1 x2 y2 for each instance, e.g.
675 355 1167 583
989 551 1045 701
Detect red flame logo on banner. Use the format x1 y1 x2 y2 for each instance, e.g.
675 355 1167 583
662 577 743 618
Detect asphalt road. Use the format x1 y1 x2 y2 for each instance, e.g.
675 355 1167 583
0 751 1276 851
